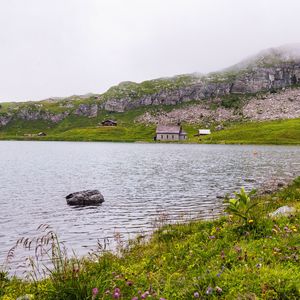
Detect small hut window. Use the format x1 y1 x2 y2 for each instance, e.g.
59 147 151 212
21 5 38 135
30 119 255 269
161 135 163 139
172 135 174 139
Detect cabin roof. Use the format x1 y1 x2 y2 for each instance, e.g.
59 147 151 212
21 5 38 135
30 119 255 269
102 119 117 124
156 125 181 134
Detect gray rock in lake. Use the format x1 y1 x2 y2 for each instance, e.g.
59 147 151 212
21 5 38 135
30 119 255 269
66 190 104 206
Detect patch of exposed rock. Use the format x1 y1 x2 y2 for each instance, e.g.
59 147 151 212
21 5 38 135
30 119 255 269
0 114 12 126
136 104 241 125
136 87 300 125
243 88 300 120
17 108 69 123
74 104 98 118
258 174 297 195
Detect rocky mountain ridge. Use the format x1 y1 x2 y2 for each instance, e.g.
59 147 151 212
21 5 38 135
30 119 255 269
1 45 300 128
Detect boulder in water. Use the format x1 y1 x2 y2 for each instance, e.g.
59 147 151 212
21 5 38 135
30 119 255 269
66 190 104 206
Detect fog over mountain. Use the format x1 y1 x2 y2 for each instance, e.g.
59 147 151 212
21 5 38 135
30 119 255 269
227 43 300 71
1 0 300 102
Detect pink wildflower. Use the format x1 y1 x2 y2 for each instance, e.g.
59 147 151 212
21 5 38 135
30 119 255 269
92 288 99 296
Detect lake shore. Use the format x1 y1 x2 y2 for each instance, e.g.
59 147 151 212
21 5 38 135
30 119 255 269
0 118 300 145
1 177 299 299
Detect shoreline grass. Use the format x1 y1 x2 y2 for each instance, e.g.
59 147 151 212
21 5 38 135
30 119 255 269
1 178 299 299
0 118 300 145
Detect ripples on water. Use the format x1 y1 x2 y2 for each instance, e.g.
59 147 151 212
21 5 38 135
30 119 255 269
0 141 299 270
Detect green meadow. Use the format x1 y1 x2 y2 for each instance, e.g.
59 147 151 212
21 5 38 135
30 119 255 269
194 118 300 145
0 109 300 145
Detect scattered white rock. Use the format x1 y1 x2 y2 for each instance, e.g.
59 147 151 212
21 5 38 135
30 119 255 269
269 206 296 217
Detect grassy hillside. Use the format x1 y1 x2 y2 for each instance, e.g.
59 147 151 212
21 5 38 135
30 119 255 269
1 178 300 299
1 104 300 145
196 118 300 145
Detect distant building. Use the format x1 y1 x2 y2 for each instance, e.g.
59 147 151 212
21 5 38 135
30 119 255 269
156 125 187 141
199 129 211 135
101 119 117 126
37 132 47 136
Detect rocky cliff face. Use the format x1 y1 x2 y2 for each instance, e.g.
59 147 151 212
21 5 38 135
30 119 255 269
103 63 300 113
0 102 100 128
230 64 300 93
17 108 70 123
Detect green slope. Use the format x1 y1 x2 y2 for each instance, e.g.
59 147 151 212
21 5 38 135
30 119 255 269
0 104 300 145
197 118 300 145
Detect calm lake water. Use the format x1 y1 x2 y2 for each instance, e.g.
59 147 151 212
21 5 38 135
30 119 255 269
1 141 300 270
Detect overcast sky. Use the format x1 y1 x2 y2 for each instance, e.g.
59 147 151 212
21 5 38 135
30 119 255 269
1 0 300 102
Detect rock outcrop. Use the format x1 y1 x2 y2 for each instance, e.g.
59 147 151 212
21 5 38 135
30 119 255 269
74 104 98 117
66 190 104 206
136 87 300 125
0 114 12 126
17 108 69 123
103 81 233 112
102 63 300 113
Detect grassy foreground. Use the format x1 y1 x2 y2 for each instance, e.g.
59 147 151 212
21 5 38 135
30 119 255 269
1 179 300 300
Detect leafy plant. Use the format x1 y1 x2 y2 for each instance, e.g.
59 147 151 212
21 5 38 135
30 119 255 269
225 187 258 224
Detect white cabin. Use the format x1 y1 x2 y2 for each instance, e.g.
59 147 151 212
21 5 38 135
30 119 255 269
199 129 211 135
156 125 187 141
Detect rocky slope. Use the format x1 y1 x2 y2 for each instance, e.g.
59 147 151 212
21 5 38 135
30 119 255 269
1 44 300 128
136 87 300 125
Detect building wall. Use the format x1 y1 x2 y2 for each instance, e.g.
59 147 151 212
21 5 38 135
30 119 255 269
156 133 180 141
179 134 187 140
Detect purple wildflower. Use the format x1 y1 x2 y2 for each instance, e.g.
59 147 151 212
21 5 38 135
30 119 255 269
194 291 200 298
141 293 148 299
126 280 134 286
206 287 213 295
132 297 138 300
113 288 121 299
215 286 223 293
